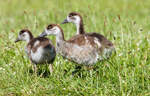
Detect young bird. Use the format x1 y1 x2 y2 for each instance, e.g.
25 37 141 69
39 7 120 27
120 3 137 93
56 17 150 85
62 12 115 59
15 29 56 73
39 24 99 66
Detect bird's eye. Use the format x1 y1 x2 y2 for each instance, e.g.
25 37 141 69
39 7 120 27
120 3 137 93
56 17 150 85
69 14 73 17
22 34 25 37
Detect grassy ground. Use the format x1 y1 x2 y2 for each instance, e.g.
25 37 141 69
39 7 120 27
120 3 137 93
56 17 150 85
0 0 150 95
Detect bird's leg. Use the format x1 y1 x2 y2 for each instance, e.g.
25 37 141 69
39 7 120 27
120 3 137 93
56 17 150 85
32 64 37 74
49 64 53 74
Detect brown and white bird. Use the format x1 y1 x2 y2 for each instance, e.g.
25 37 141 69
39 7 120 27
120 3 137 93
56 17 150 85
39 24 100 66
15 29 56 73
62 12 115 59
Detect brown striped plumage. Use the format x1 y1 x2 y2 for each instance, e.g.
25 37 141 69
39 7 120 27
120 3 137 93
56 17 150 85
39 24 100 66
62 12 115 59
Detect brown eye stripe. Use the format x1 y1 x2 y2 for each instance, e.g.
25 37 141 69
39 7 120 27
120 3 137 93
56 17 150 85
47 24 58 29
19 29 33 39
47 25 52 29
47 24 55 29
69 12 78 17
19 29 30 35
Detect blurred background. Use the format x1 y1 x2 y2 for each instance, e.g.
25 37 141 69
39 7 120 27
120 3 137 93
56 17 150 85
0 0 150 95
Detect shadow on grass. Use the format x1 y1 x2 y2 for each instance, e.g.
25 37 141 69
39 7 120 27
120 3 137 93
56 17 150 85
25 60 108 78
28 68 51 78
70 65 101 78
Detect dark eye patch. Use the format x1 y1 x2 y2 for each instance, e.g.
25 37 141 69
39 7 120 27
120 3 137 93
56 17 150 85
20 30 25 34
69 12 77 17
19 29 27 35
69 14 73 17
47 24 53 29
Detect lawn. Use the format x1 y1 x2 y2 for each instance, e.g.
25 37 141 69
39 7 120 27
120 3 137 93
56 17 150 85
0 0 150 95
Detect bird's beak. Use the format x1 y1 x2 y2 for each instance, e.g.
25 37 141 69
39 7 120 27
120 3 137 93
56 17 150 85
15 37 20 43
39 31 47 37
61 19 69 24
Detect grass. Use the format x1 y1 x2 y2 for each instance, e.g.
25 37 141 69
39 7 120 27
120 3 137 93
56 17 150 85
0 0 150 95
